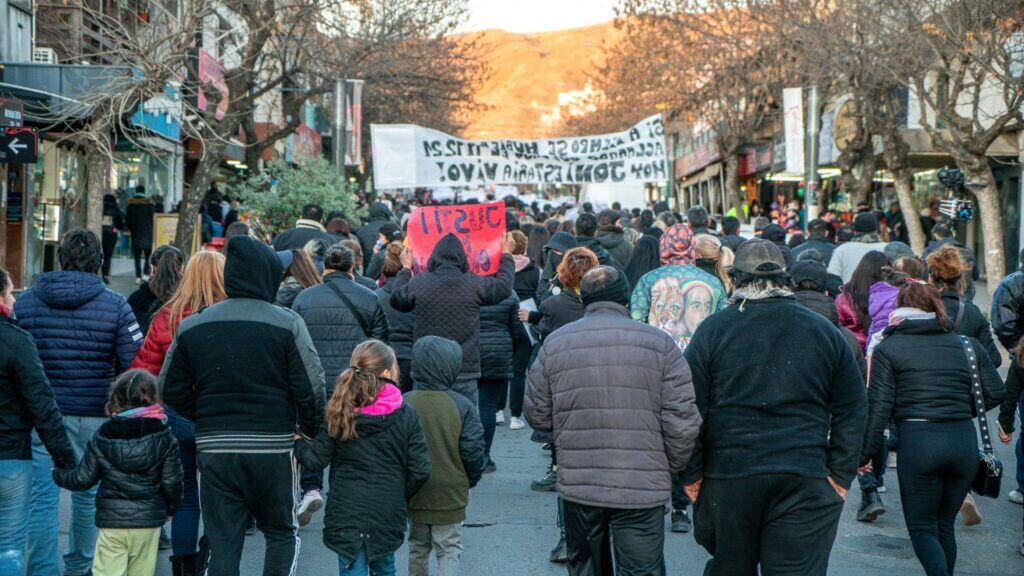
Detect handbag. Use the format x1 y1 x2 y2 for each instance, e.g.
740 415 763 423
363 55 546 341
958 336 1003 498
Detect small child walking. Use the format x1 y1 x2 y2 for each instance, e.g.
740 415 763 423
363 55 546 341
295 339 431 576
53 369 182 576
404 336 486 576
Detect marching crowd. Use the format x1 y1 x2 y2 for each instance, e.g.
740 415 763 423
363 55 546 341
0 194 1022 576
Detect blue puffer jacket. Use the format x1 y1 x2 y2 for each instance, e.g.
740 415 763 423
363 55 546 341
13 271 142 417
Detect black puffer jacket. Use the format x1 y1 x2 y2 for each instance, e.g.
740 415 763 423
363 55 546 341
532 290 585 340
53 417 182 528
376 277 414 361
793 290 866 377
597 231 633 269
863 318 1005 463
356 203 395 268
999 360 1023 434
941 291 1000 367
479 294 522 380
0 315 75 467
513 257 540 302
391 234 515 377
990 270 1024 350
295 393 431 565
292 273 390 391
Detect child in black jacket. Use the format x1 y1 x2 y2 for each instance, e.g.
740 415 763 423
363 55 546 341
54 369 182 576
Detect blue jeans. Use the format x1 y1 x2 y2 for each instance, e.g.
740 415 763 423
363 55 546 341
0 460 32 576
338 549 395 576
28 415 105 576
165 407 200 556
477 379 507 460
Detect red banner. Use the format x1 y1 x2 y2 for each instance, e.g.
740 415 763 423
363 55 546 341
407 201 506 276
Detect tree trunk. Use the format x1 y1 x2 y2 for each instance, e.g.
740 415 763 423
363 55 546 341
724 152 745 223
175 137 230 253
84 117 111 238
958 156 1005 297
891 168 926 254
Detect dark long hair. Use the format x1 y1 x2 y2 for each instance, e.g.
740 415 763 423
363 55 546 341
527 226 550 268
845 250 890 330
149 245 184 301
896 282 948 327
624 236 662 290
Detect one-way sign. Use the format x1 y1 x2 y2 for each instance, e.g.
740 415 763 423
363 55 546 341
0 127 38 164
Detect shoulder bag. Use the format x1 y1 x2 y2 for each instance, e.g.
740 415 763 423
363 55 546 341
958 335 1003 498
325 279 372 338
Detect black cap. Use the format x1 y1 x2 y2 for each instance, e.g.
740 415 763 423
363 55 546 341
853 212 879 234
379 222 402 242
733 238 787 275
790 260 827 290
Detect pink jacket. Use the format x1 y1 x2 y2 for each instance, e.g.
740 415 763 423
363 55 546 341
836 292 867 350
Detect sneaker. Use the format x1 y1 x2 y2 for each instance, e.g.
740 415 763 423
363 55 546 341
135 277 143 285
245 516 257 535
483 459 497 474
509 416 526 430
541 442 552 451
857 492 886 523
495 411 505 426
531 465 557 491
1009 490 1024 505
877 484 886 493
296 490 324 527
159 526 171 550
960 495 982 526
671 509 692 533
549 535 567 563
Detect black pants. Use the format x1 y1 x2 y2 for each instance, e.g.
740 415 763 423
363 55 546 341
858 432 888 493
563 500 665 576
101 229 117 278
896 420 977 576
198 451 299 576
509 340 533 416
478 378 507 459
693 474 844 576
132 243 151 278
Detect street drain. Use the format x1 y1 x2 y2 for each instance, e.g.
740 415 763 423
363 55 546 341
840 534 915 559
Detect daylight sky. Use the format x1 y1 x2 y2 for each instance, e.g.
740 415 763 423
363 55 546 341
463 0 618 33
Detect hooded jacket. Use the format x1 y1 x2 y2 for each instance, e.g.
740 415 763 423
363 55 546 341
160 236 326 453
990 270 1024 350
597 230 633 269
479 293 523 380
14 271 143 417
376 277 415 361
356 202 395 268
125 194 154 248
576 236 613 266
295 383 431 564
791 237 836 266
131 304 189 376
525 302 700 509
793 290 866 376
537 232 578 304
866 281 899 344
53 417 182 529
940 291 1000 367
271 219 335 252
405 336 486 524
391 234 515 378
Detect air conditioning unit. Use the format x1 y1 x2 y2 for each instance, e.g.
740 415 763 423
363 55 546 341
33 47 58 64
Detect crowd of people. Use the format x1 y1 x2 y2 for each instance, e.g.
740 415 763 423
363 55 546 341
0 192 1022 576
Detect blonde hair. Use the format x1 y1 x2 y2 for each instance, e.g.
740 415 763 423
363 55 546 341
326 340 397 441
694 234 734 292
163 250 226 334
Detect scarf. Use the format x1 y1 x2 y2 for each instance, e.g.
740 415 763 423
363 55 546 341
855 232 882 243
114 404 167 423
295 219 327 233
729 281 793 312
0 303 12 319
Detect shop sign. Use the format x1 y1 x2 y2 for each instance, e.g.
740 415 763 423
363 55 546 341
0 127 38 163
0 99 24 128
131 85 182 141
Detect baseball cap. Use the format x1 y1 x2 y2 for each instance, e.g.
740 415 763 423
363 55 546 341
732 238 787 275
790 260 826 290
853 212 879 234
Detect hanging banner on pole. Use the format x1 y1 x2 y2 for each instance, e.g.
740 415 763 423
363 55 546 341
407 201 506 276
783 87 804 174
344 79 364 167
372 115 666 188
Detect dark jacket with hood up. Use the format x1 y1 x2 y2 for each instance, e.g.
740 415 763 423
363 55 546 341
356 202 395 268
597 230 633 269
53 417 182 529
479 293 523 380
390 234 515 378
537 232 578 304
376 276 415 361
576 236 613 267
405 336 486 524
14 271 142 417
160 236 326 453
292 272 390 392
271 220 335 253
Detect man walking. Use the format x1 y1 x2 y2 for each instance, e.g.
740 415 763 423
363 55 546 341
271 203 335 252
125 185 155 284
827 212 888 283
14 228 143 576
161 236 326 576
526 265 701 576
682 239 867 575
791 219 836 265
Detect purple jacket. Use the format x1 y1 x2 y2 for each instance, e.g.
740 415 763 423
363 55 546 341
867 282 899 344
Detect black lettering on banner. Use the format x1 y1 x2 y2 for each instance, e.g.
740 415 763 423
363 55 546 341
446 140 459 156
436 162 446 182
629 127 641 141
433 208 445 234
419 210 430 235
594 162 608 182
447 164 461 183
453 208 469 233
611 161 626 182
483 162 498 180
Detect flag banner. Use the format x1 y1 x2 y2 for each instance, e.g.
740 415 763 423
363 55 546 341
407 201 506 276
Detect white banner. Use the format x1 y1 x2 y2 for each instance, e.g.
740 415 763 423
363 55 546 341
371 115 667 189
783 87 804 173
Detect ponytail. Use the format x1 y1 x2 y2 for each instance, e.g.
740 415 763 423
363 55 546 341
325 340 397 440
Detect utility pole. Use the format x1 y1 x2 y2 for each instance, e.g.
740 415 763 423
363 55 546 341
333 78 346 177
805 85 822 224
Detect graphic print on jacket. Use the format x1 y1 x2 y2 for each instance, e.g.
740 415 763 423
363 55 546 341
630 265 726 351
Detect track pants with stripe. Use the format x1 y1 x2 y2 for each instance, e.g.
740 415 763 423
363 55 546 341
197 451 299 576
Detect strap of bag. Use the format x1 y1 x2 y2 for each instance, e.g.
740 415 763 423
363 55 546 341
953 300 965 332
959 336 994 458
325 278 372 337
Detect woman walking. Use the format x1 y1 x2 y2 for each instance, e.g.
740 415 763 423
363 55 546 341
837 251 889 350
274 248 321 308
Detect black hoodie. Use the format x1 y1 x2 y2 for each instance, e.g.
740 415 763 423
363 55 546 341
356 202 396 268
161 236 326 453
391 234 515 378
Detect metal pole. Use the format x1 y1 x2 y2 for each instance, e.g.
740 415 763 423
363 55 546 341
805 85 821 225
333 79 345 176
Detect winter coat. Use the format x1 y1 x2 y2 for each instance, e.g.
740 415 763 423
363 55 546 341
836 291 867 350
405 336 486 524
292 272 390 391
102 201 125 232
990 270 1024 350
629 265 727 351
760 225 794 269
271 219 335 252
683 296 867 489
376 277 415 361
295 384 431 564
866 282 899 345
127 283 161 334
14 271 143 417
479 294 521 381
53 417 182 529
125 194 154 249
274 278 306 309
390 234 515 378
513 256 540 303
791 237 836 266
530 290 584 341
525 302 700 509
863 317 1004 463
575 236 613 266
597 231 633 269
131 305 188 376
161 236 326 453
793 290 866 377
827 240 888 283
941 291 1000 368
356 203 395 268
0 315 75 467
720 233 746 253
999 361 1024 434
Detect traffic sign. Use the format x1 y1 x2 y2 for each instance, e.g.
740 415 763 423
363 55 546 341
0 128 38 163
0 99 24 128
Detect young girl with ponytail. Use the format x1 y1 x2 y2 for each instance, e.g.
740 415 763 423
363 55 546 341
295 340 431 576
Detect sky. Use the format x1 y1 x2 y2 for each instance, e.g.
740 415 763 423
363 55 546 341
463 0 618 33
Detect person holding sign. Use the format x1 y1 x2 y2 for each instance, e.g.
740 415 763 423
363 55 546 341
391 232 516 404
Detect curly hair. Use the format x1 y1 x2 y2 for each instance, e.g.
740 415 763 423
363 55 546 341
58 228 103 274
557 247 599 293
926 244 971 294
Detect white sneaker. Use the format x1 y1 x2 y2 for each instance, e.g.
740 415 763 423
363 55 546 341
296 489 324 527
495 411 505 426
1009 490 1024 505
135 277 143 285
509 416 526 430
